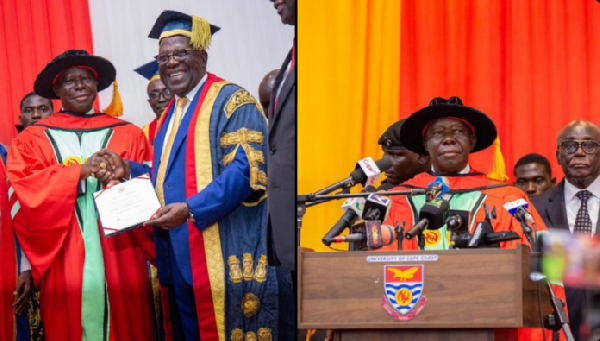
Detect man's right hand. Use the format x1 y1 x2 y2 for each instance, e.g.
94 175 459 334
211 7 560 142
81 152 112 181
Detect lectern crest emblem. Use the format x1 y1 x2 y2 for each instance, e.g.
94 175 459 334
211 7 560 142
381 265 427 321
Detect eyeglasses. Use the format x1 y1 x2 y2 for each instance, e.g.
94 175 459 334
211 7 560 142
148 88 173 101
560 140 600 154
154 49 200 65
426 127 470 139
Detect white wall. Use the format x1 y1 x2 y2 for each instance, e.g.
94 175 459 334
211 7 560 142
87 0 294 127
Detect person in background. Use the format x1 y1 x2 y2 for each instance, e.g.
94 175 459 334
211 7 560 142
378 119 430 186
0 143 34 341
16 92 54 133
265 1 297 338
258 69 280 113
532 120 600 341
135 60 172 145
513 153 555 198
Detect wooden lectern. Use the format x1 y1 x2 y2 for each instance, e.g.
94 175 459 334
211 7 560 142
298 245 552 341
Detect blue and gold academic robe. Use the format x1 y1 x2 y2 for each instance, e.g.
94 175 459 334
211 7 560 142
131 73 293 341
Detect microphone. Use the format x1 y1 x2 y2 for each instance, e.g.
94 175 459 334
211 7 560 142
321 186 377 246
454 230 521 248
446 215 463 231
315 157 393 195
405 199 450 240
426 176 450 202
516 207 535 225
349 157 393 188
330 221 395 250
503 198 535 247
361 194 392 222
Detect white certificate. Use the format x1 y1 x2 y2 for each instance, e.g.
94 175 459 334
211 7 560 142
93 175 161 238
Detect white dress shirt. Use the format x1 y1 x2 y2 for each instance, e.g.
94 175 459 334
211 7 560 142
432 165 471 175
564 175 600 237
61 108 95 114
161 74 207 156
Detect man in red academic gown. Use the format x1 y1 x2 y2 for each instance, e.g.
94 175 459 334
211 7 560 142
7 50 155 341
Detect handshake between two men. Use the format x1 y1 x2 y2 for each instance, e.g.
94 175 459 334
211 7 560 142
83 149 191 230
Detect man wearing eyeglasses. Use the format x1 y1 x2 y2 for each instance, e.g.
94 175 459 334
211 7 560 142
532 119 600 341
102 10 293 341
376 97 567 341
135 61 172 145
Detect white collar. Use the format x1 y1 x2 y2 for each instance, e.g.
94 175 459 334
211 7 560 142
61 108 95 115
175 74 207 103
564 175 600 201
431 164 471 175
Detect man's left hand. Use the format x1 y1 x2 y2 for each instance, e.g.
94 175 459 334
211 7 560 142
13 270 32 315
144 203 190 229
96 150 131 188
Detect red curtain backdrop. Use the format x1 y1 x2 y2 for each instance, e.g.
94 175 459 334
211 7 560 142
0 0 94 145
400 0 600 180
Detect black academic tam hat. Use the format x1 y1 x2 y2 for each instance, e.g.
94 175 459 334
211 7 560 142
34 50 116 100
378 120 408 151
400 97 497 155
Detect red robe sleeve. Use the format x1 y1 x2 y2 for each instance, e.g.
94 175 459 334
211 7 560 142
7 131 81 285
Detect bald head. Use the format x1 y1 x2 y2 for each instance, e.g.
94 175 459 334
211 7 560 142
258 69 280 113
556 120 600 189
557 120 600 144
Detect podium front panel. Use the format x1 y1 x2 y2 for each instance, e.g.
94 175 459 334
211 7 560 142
298 246 550 329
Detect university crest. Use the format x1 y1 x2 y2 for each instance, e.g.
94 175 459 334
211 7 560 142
381 265 427 321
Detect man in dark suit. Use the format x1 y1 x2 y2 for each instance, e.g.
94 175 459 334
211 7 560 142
266 2 297 339
266 0 296 273
532 120 600 341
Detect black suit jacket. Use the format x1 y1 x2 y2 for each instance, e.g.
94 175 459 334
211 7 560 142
531 180 588 340
266 48 296 271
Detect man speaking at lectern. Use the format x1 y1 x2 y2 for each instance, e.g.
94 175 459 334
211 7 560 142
376 97 567 341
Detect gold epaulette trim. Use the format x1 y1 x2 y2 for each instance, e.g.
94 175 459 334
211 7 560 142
225 89 263 119
220 128 264 147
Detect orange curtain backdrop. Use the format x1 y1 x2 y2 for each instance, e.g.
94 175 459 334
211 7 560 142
0 0 95 145
298 1 401 251
400 0 600 179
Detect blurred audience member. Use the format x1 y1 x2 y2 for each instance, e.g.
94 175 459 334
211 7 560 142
532 120 600 341
17 92 54 133
258 69 280 113
134 60 172 145
378 119 430 186
514 153 555 198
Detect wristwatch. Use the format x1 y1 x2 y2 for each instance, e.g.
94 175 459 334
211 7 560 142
186 203 196 223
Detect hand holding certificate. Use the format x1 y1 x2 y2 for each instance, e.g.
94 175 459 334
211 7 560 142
93 175 161 237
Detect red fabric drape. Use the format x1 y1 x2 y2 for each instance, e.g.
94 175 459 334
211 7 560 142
0 0 95 145
400 0 600 180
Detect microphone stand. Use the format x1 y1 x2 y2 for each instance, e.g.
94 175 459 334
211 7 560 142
297 189 426 248
417 233 425 250
543 279 575 341
395 222 405 251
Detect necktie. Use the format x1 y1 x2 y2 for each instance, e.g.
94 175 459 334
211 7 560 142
155 97 188 206
574 190 593 235
273 40 295 115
